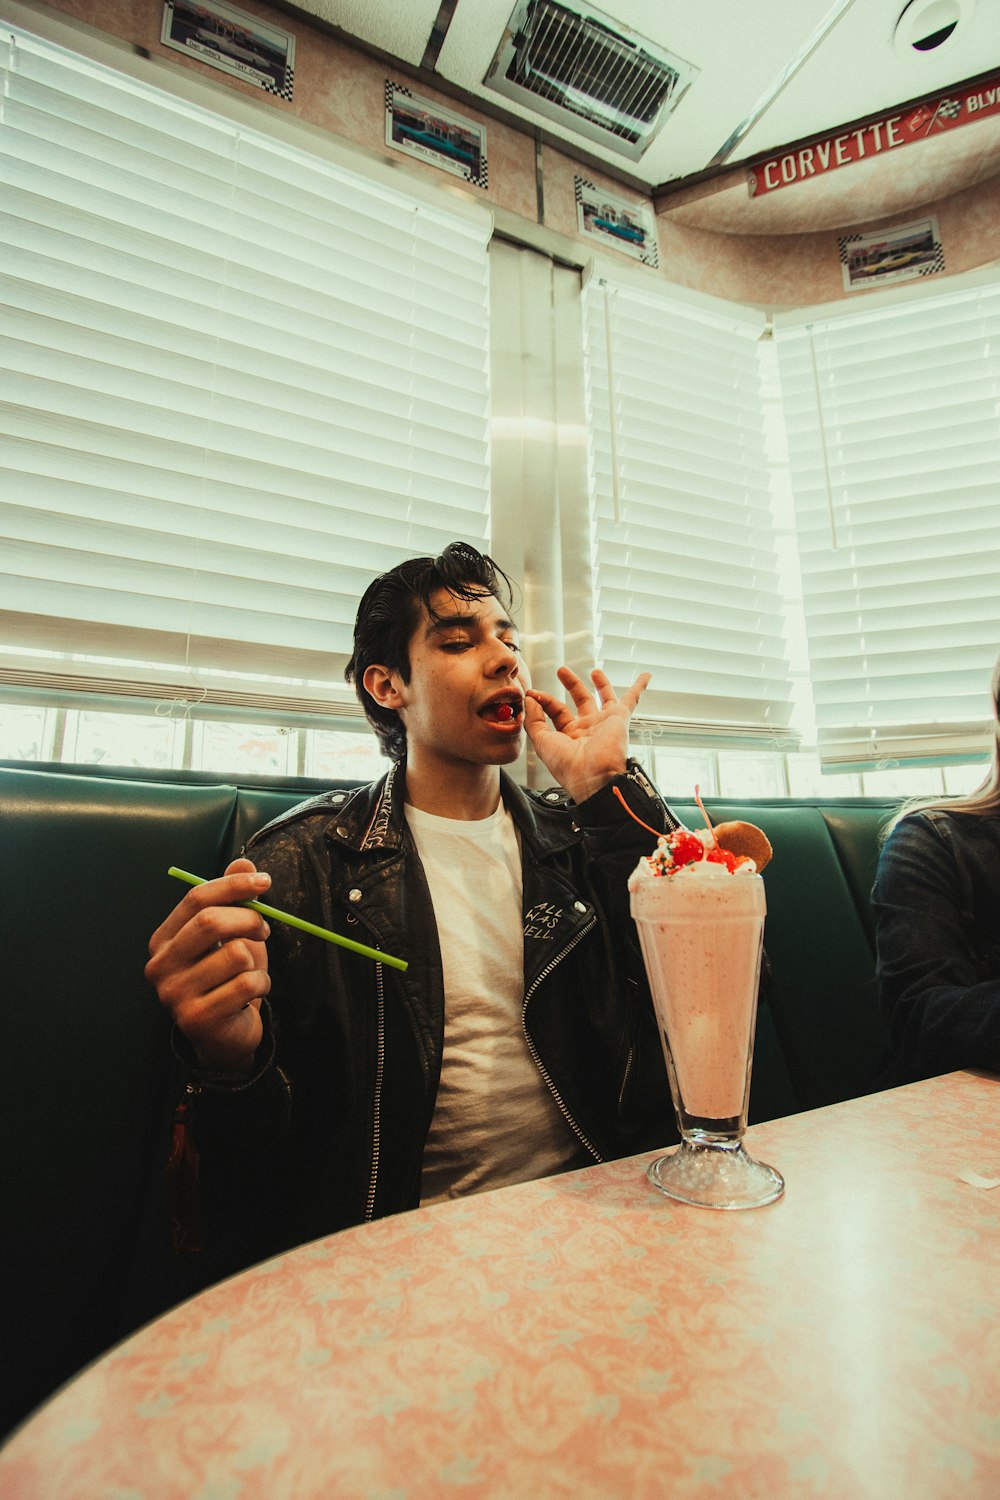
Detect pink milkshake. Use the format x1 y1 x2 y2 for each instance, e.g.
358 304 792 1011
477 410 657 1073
629 859 765 1133
627 816 783 1208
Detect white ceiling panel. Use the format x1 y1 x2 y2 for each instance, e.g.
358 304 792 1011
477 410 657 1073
296 0 443 67
283 0 1000 191
439 0 829 179
735 0 1000 166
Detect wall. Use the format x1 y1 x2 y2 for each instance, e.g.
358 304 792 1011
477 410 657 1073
26 0 637 269
656 109 1000 307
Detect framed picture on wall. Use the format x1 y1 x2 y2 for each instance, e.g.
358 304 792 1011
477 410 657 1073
576 178 659 268
385 82 488 189
840 216 944 292
161 0 295 100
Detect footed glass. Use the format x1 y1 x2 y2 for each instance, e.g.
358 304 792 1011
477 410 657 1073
630 868 784 1210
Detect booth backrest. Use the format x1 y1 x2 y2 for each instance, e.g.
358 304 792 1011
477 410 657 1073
0 764 897 1437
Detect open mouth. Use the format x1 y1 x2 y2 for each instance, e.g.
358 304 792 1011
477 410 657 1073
479 695 523 728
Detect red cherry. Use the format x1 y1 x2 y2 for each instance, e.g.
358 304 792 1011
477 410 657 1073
706 846 738 872
495 703 514 721
666 830 704 867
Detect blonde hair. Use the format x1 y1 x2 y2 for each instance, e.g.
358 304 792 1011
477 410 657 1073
884 653 1000 836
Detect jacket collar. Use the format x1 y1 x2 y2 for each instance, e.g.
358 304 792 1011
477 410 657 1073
327 760 582 861
360 759 400 851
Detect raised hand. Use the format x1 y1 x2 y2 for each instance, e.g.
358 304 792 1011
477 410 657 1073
145 858 272 1072
524 666 651 804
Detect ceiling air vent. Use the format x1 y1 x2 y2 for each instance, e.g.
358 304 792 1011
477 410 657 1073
484 0 698 161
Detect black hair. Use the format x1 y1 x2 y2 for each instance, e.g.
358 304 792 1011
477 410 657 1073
345 541 516 762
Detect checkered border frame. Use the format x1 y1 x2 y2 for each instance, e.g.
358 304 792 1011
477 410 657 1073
838 230 945 284
575 176 659 269
163 1 294 101
385 80 489 190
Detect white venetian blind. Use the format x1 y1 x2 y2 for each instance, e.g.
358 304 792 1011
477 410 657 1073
581 272 794 741
774 277 1000 768
0 22 492 716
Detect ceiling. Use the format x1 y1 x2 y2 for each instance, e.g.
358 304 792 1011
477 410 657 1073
276 0 1000 196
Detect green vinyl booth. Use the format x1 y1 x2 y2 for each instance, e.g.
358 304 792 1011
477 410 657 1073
0 760 895 1438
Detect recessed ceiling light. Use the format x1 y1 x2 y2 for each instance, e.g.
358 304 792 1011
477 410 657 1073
893 0 973 56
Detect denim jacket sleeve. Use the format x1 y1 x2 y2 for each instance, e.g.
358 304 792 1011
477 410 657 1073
872 811 1000 1082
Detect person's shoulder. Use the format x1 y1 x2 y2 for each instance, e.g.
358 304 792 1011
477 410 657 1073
246 780 381 854
895 807 947 830
895 806 979 838
886 807 948 846
882 807 980 871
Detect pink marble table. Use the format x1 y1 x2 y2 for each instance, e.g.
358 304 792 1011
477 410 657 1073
3 1071 999 1498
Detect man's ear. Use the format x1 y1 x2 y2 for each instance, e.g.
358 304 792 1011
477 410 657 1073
363 663 404 710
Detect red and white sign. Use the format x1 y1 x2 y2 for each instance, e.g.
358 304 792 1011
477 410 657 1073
747 75 1000 197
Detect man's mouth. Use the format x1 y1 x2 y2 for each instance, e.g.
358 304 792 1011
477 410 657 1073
479 694 523 727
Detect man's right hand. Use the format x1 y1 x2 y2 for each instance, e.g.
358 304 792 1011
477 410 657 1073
145 858 272 1072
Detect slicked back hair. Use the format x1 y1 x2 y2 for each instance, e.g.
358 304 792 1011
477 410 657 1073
345 541 516 762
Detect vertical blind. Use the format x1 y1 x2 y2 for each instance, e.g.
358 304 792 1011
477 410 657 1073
581 272 794 741
774 280 1000 768
0 23 492 714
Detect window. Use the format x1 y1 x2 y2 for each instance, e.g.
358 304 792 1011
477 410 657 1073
774 276 1000 770
0 20 492 731
4 14 997 793
581 271 796 748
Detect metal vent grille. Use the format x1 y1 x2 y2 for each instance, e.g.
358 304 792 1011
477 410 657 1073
485 0 697 160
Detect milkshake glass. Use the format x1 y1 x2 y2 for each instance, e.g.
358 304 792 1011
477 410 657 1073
629 857 783 1209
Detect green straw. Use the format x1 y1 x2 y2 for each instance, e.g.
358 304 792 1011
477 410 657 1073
167 867 408 972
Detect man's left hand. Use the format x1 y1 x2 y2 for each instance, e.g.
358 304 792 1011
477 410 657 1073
524 667 651 804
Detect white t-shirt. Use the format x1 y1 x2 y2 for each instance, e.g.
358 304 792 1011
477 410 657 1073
404 800 586 1204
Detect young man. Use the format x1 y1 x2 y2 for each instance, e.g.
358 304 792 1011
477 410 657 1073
147 543 682 1282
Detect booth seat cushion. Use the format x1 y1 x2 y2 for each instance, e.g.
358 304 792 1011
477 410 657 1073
0 766 240 1437
818 802 899 948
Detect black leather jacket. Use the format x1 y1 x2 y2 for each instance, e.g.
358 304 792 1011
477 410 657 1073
182 759 681 1281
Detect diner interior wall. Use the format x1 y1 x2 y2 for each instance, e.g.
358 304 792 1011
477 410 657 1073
657 173 1000 305
25 0 1000 307
655 119 1000 305
24 0 605 249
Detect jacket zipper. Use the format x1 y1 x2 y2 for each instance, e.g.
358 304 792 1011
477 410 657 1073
364 964 385 1222
617 1039 635 1114
522 915 604 1163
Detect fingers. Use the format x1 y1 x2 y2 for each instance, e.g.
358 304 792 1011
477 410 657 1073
147 936 270 1070
526 668 600 728
522 693 546 733
149 863 271 952
588 667 651 710
145 859 272 1070
619 671 652 713
146 898 270 999
557 666 597 715
530 667 652 720
153 935 269 1012
160 904 270 968
525 687 576 731
522 695 559 759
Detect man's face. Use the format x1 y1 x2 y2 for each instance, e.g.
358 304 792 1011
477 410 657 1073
390 587 530 770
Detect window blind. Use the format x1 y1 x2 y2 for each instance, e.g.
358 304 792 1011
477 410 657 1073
581 272 794 742
0 23 492 716
774 278 1000 768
